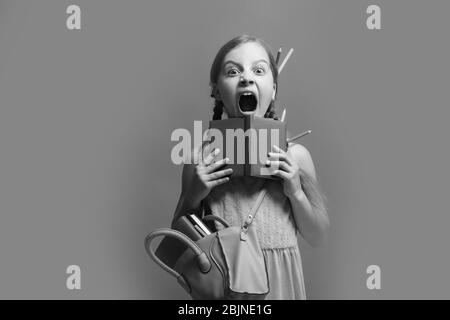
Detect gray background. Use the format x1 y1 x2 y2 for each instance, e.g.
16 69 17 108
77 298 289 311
0 0 449 299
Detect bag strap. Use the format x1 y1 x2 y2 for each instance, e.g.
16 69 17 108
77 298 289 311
199 179 268 241
240 180 267 241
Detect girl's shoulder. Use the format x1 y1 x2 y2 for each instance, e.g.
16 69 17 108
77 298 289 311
287 142 309 155
287 142 316 180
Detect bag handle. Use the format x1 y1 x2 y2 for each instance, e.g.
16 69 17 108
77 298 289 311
144 228 211 293
202 214 230 228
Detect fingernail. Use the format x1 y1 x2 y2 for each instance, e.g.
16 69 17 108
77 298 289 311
215 148 220 155
225 157 229 163
265 160 271 167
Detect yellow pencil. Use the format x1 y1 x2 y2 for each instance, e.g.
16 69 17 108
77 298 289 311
278 48 294 74
280 108 286 122
276 47 282 65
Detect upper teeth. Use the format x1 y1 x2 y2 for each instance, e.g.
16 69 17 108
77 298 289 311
242 92 253 95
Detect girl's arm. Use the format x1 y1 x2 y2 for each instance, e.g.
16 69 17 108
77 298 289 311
269 143 329 247
171 162 200 227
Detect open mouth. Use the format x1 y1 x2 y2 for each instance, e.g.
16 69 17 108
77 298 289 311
238 93 258 112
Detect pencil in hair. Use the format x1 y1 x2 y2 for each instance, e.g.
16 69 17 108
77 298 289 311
286 130 312 143
280 108 286 122
278 48 294 74
275 47 282 65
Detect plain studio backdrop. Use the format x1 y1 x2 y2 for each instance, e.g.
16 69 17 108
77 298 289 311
0 0 449 299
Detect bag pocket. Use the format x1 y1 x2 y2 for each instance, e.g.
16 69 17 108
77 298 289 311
217 226 270 299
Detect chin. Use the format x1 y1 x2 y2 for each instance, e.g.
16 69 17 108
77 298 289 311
240 107 268 118
240 110 257 117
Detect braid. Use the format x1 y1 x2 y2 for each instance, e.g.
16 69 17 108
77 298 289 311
212 100 224 120
264 101 279 120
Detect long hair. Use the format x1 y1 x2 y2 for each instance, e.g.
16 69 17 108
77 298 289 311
209 35 279 120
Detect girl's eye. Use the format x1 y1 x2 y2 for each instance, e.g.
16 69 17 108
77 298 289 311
254 67 265 75
226 69 239 76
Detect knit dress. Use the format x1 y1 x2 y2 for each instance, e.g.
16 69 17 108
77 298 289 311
204 176 307 300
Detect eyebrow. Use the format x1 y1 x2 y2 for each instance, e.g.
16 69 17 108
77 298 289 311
223 59 269 68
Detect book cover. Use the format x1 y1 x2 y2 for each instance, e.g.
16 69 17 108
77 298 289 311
208 116 286 179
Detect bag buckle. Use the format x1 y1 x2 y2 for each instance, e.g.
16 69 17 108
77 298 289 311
240 224 249 241
240 213 254 241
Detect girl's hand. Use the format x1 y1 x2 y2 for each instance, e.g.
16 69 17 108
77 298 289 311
185 147 233 207
267 145 304 198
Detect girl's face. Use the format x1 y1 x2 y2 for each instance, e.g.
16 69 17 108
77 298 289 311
213 42 276 118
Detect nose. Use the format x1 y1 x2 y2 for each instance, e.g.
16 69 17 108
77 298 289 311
239 72 255 86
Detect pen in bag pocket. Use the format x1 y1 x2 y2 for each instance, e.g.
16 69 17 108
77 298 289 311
189 214 212 235
194 225 207 237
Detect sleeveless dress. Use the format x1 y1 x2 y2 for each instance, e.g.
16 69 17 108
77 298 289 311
204 176 307 300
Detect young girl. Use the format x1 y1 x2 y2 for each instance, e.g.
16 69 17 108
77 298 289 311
172 35 329 300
